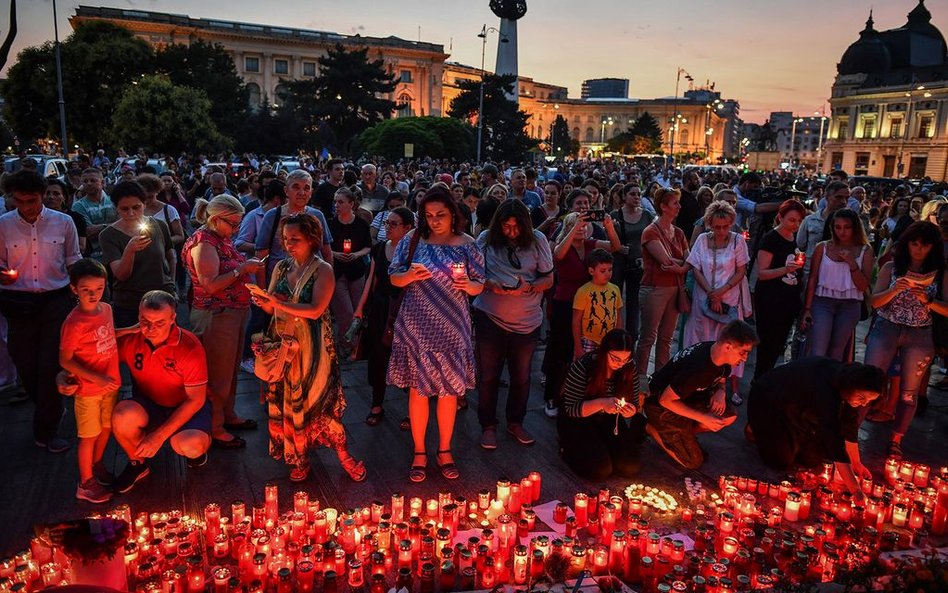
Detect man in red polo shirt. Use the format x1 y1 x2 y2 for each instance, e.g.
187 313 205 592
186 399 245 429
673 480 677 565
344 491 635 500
59 290 211 494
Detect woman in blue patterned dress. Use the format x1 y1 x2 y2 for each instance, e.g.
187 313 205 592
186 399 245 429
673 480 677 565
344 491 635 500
388 186 485 482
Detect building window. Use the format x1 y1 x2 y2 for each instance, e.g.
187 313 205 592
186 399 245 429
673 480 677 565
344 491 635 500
244 56 260 73
585 127 594 142
889 118 903 138
572 127 580 140
400 70 413 84
861 118 875 139
246 83 261 109
397 92 413 118
837 120 848 139
831 152 844 170
274 84 289 106
854 152 870 175
573 115 580 123
918 115 934 138
303 62 316 77
274 59 289 75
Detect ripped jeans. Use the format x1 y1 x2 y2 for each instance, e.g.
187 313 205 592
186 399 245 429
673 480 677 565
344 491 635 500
863 318 934 435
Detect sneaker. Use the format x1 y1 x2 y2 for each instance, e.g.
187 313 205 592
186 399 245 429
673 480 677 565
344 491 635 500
76 478 112 504
480 426 498 450
93 461 115 486
187 453 208 468
35 437 71 454
507 423 536 445
113 461 150 494
239 358 255 375
544 401 558 418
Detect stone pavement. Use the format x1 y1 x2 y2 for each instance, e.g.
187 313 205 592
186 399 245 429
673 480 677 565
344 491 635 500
0 319 945 555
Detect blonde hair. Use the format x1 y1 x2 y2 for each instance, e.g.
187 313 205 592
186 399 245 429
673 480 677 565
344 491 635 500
704 200 737 224
556 212 583 243
193 194 245 226
921 197 947 222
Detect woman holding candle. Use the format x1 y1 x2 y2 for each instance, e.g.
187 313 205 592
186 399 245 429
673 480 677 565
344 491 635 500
802 208 874 361
251 213 366 483
747 358 886 498
99 181 177 327
353 207 415 425
183 195 266 449
387 186 485 482
558 329 644 481
864 221 948 458
328 187 372 355
752 199 807 380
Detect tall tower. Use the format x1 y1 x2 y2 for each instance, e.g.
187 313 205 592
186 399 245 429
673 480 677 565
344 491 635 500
490 0 527 101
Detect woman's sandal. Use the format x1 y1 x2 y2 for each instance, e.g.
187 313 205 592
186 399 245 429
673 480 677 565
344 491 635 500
887 440 903 459
340 456 367 482
436 450 460 480
289 465 310 483
409 452 427 483
365 408 385 426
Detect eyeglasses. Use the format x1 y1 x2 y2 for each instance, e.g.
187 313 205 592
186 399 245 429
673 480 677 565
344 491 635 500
384 220 403 228
216 216 242 230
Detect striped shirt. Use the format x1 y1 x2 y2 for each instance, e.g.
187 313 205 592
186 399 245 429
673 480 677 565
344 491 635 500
561 352 640 418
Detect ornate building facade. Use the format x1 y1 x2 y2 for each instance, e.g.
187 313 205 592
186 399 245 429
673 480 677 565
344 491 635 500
823 1 948 180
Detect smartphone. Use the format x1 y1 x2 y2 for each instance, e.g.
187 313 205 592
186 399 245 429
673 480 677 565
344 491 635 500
586 209 606 222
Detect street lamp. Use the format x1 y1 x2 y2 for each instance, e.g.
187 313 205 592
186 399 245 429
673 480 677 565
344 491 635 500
53 0 68 157
789 117 804 169
668 67 692 167
548 103 560 159
814 108 828 174
600 116 614 144
897 85 926 177
476 25 508 164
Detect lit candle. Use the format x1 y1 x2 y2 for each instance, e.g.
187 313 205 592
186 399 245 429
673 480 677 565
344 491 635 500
426 499 439 520
899 462 915 484
892 503 909 527
391 493 405 522
553 503 568 524
0 268 18 281
451 262 466 280
681 507 693 522
496 479 511 507
520 478 533 503
512 545 528 584
909 503 925 531
914 465 931 488
721 536 739 558
139 221 150 237
508 485 522 514
342 239 352 254
795 251 805 266
784 492 801 522
574 493 589 528
528 471 542 502
264 483 279 523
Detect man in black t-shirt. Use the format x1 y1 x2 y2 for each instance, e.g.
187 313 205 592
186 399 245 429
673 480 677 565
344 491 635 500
312 158 346 219
748 357 884 500
646 320 758 469
676 169 702 233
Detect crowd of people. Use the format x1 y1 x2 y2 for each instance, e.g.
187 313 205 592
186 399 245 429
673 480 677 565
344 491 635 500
0 150 946 504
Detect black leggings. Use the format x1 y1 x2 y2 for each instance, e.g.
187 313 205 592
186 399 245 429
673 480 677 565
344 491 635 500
558 413 644 481
542 299 574 404
753 292 800 380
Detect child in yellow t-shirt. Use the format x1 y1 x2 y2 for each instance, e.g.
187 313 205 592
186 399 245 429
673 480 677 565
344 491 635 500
573 248 623 359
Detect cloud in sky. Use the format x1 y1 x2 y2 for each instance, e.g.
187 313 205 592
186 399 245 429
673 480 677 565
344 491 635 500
8 0 942 124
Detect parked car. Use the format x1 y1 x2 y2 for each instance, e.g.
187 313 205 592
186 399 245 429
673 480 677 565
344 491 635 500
108 157 168 185
3 155 68 180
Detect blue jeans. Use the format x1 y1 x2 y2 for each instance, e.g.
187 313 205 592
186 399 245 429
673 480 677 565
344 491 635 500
474 310 539 428
807 296 861 361
863 318 934 435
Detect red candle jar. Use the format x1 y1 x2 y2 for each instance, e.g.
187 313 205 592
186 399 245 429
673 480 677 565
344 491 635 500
553 503 568 524
574 493 589 528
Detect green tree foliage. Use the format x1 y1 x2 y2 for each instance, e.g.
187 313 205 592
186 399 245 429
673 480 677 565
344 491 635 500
548 114 579 157
447 74 537 163
606 111 664 154
280 44 397 154
1 21 154 149
358 117 475 161
155 41 249 142
110 75 230 155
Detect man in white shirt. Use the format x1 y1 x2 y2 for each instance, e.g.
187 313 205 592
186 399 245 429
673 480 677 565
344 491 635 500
0 170 82 453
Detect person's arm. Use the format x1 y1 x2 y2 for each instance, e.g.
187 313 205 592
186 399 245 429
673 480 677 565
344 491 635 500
754 201 781 214
689 223 703 247
930 270 948 317
658 385 729 430
757 250 800 281
266 260 334 320
168 217 185 248
59 341 118 391
553 219 584 261
353 256 377 319
710 264 747 305
867 261 906 309
191 242 262 296
560 357 618 418
234 213 258 255
594 215 621 252
109 232 151 282
802 242 825 324
136 384 207 459
839 246 873 292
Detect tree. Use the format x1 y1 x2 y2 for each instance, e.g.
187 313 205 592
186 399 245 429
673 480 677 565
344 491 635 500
155 41 249 142
110 75 230 155
357 116 475 161
606 111 664 154
1 43 57 144
447 74 536 163
548 114 578 158
281 44 397 154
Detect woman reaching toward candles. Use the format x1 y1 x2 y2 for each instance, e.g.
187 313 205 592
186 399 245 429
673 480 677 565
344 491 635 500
387 186 485 483
250 213 366 483
747 357 886 499
557 329 645 481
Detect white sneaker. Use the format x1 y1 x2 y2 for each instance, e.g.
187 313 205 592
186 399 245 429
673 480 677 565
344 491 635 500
239 358 255 374
544 401 558 418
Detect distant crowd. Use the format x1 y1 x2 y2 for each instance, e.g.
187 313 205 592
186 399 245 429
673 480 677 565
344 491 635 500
0 149 946 504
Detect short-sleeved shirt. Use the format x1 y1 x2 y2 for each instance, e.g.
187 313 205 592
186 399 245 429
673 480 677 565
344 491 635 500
60 303 120 397
99 218 175 310
755 229 803 306
256 206 333 278
573 281 623 344
312 181 342 219
552 238 598 303
328 216 372 281
72 194 117 227
117 326 207 408
751 357 860 462
648 341 730 402
473 229 554 333
641 223 688 287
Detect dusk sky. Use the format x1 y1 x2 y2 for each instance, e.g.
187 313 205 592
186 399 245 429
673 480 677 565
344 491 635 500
8 0 944 124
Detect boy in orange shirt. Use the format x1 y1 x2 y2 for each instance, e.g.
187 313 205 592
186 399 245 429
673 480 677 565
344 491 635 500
59 259 121 503
573 249 623 359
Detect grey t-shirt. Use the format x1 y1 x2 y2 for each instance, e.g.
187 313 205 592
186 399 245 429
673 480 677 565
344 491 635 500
473 229 553 333
100 218 175 310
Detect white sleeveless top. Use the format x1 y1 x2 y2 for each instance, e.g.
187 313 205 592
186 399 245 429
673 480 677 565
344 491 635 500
815 245 867 301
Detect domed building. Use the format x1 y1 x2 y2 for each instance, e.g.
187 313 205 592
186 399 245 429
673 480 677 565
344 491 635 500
823 1 948 180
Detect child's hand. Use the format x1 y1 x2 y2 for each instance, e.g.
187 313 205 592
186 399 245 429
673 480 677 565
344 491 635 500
56 371 79 397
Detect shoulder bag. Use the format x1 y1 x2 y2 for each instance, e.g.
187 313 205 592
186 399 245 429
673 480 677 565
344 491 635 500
652 222 691 314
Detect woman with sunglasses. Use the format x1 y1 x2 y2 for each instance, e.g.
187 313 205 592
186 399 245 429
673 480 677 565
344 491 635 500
353 207 415 426
184 195 266 449
473 200 554 450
